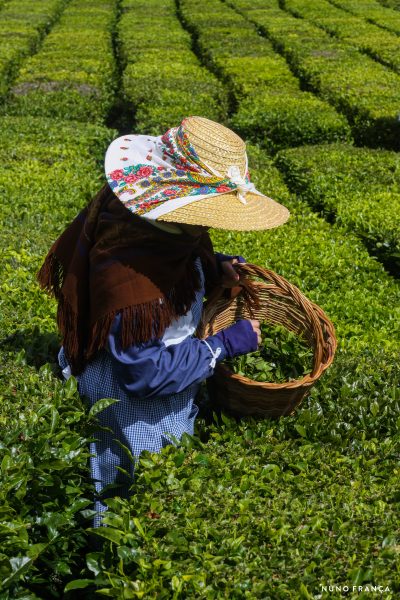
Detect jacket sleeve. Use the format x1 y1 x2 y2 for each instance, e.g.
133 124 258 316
215 252 246 267
107 314 227 399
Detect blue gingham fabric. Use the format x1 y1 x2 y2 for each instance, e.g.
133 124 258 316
58 258 218 525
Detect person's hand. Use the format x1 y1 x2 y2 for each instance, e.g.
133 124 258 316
220 258 244 288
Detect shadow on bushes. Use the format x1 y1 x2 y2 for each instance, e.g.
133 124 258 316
0 327 61 373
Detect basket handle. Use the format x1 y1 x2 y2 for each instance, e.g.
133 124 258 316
235 262 283 286
236 262 316 313
203 263 262 318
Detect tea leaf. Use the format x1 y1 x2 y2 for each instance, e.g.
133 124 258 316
88 398 120 418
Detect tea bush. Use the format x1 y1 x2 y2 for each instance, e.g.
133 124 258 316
275 143 400 271
0 365 94 597
72 146 399 597
0 0 68 100
228 0 400 149
3 0 117 123
284 0 400 73
2 136 400 596
329 0 400 35
216 145 400 356
0 116 115 344
67 149 398 596
0 117 114 597
60 419 400 598
178 0 351 151
118 0 227 133
226 323 314 382
377 0 400 8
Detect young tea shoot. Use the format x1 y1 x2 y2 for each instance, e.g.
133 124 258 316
226 322 314 383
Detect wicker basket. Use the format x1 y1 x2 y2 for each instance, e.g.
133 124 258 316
197 263 337 418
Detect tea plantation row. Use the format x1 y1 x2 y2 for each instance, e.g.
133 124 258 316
378 0 400 8
285 0 400 73
2 0 117 123
178 0 352 151
329 0 400 33
1 0 120 593
119 0 226 133
227 0 400 149
2 124 399 597
0 0 399 597
178 0 400 272
0 0 68 100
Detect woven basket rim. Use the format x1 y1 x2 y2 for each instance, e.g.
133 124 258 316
216 355 333 390
198 262 337 391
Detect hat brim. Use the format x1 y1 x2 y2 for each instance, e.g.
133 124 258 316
157 191 290 231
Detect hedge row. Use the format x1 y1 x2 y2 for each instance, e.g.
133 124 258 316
275 143 400 272
3 0 117 123
377 0 400 8
229 146 400 356
61 419 400 598
228 0 400 149
0 0 68 100
0 117 114 350
0 4 118 589
177 0 351 151
117 0 227 134
1 121 398 390
329 0 400 35
285 0 400 73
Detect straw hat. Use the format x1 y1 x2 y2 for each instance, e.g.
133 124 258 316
104 116 289 231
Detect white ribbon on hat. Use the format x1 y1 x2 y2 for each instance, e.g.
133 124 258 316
226 165 257 205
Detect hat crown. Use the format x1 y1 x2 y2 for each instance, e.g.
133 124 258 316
181 116 247 178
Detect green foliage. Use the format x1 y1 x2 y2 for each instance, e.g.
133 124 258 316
231 93 351 151
0 0 68 100
63 408 400 598
285 0 400 74
179 0 351 151
3 0 117 123
118 0 227 132
329 0 400 35
0 116 114 259
0 117 115 596
275 143 400 270
2 135 399 594
377 0 400 8
229 0 400 149
227 323 314 382
216 145 400 355
0 365 95 597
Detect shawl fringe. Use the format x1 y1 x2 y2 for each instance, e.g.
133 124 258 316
38 248 204 375
37 251 65 300
36 185 219 375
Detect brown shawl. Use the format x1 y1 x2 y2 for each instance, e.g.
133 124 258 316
37 184 220 374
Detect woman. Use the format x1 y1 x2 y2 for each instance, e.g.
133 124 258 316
38 116 289 524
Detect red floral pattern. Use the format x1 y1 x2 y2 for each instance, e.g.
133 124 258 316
106 126 253 216
137 166 154 178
